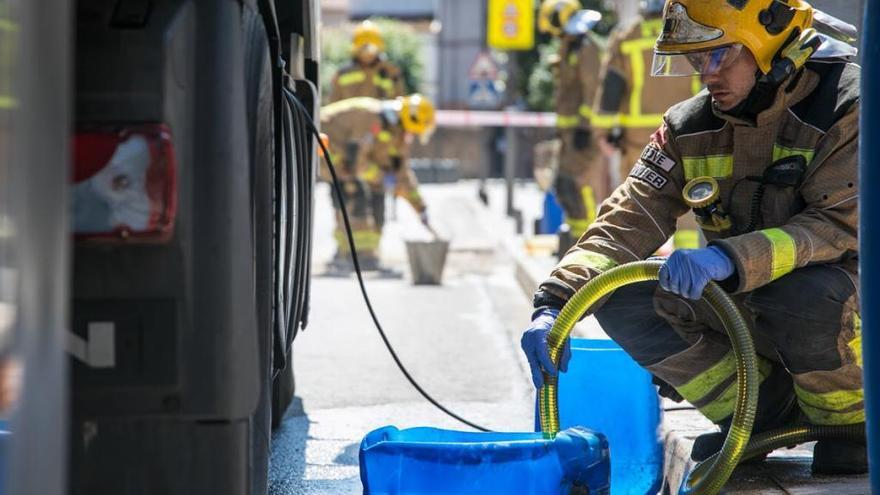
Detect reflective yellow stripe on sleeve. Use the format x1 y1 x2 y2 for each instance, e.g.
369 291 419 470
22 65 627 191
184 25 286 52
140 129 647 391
760 228 797 281
556 114 581 129
377 130 392 143
682 155 733 180
373 74 394 92
555 250 618 273
337 70 367 86
673 229 701 250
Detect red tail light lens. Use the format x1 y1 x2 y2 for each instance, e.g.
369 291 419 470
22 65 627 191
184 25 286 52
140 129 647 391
72 125 177 243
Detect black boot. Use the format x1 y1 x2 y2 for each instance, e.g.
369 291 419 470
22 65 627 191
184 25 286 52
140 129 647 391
812 436 868 475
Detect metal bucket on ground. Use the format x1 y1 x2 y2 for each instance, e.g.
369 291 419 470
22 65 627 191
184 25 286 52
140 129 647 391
405 239 449 285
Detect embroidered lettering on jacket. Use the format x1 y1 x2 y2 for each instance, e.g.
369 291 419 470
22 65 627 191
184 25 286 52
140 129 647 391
630 163 669 190
640 145 676 172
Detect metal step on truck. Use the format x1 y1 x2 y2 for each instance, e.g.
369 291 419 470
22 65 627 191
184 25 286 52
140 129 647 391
0 1 320 494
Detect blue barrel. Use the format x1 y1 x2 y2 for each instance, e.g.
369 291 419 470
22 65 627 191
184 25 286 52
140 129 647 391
553 338 663 494
541 190 564 235
360 426 610 494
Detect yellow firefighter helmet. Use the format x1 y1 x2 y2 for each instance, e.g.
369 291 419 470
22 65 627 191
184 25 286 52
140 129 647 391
538 0 581 37
652 0 814 76
352 20 386 56
398 94 436 136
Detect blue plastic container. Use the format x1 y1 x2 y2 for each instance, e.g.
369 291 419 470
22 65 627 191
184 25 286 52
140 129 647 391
541 191 564 235
360 426 610 494
553 338 663 495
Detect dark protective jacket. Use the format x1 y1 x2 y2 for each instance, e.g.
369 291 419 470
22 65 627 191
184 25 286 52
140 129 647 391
591 16 702 154
329 58 405 103
536 61 860 307
554 33 602 136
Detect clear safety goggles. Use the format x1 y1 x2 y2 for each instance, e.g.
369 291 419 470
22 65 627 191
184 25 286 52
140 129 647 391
651 43 744 77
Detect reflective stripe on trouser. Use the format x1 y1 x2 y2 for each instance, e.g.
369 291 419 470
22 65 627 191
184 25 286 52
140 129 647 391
334 228 381 255
557 129 607 238
594 265 864 426
595 280 808 428
745 267 863 425
331 179 380 257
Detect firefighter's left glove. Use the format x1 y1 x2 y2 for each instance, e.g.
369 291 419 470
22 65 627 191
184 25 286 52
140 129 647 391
521 308 571 389
573 128 592 151
659 246 734 301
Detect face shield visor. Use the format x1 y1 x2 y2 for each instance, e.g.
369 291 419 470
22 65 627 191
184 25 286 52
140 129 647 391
652 43 743 77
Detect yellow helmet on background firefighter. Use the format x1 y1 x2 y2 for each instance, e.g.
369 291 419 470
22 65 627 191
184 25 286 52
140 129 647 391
398 94 436 136
352 20 386 57
538 0 580 37
652 0 814 75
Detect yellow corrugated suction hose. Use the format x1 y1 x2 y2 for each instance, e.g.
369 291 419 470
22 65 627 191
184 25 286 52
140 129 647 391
538 260 865 495
538 260 758 495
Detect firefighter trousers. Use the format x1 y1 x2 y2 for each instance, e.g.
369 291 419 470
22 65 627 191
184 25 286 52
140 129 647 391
332 177 382 260
594 264 863 427
556 129 608 239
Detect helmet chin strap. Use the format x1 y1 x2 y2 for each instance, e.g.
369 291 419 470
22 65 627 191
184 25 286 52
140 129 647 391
720 70 782 122
723 28 821 122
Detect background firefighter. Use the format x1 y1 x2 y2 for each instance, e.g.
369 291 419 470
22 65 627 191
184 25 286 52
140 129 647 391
320 95 435 272
523 0 865 475
329 20 406 103
538 0 608 240
592 0 704 249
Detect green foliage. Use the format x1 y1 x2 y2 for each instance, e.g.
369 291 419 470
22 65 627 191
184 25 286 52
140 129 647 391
320 18 425 102
525 38 559 112
518 0 618 111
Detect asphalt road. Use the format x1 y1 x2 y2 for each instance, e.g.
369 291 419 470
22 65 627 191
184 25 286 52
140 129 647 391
269 182 540 494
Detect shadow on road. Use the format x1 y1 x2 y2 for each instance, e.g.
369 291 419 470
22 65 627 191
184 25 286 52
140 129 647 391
269 397 308 495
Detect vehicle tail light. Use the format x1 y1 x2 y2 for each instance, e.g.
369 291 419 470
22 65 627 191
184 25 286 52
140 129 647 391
72 125 177 243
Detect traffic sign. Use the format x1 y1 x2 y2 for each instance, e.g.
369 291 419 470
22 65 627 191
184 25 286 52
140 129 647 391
467 79 502 109
468 51 499 80
487 0 535 51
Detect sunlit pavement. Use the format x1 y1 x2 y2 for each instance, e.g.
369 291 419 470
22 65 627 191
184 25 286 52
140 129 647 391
269 181 541 494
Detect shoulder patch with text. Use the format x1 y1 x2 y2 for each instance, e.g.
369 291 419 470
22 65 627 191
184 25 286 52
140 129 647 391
640 145 676 172
630 163 669 190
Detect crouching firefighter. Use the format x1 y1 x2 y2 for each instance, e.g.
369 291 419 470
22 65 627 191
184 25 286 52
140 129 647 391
521 0 865 474
320 95 435 272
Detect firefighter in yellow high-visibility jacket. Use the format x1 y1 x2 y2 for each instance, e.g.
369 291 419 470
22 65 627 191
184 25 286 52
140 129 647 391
330 20 406 103
538 0 607 240
592 0 705 248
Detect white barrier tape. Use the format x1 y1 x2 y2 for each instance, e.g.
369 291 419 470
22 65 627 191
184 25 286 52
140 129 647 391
435 110 558 128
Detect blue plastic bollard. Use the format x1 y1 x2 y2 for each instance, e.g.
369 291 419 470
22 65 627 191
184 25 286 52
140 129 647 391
861 1 880 490
541 190 564 235
359 425 610 494
551 338 663 495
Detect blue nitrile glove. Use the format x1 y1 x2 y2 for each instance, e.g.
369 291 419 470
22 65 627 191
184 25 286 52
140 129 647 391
521 309 571 389
658 246 735 301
